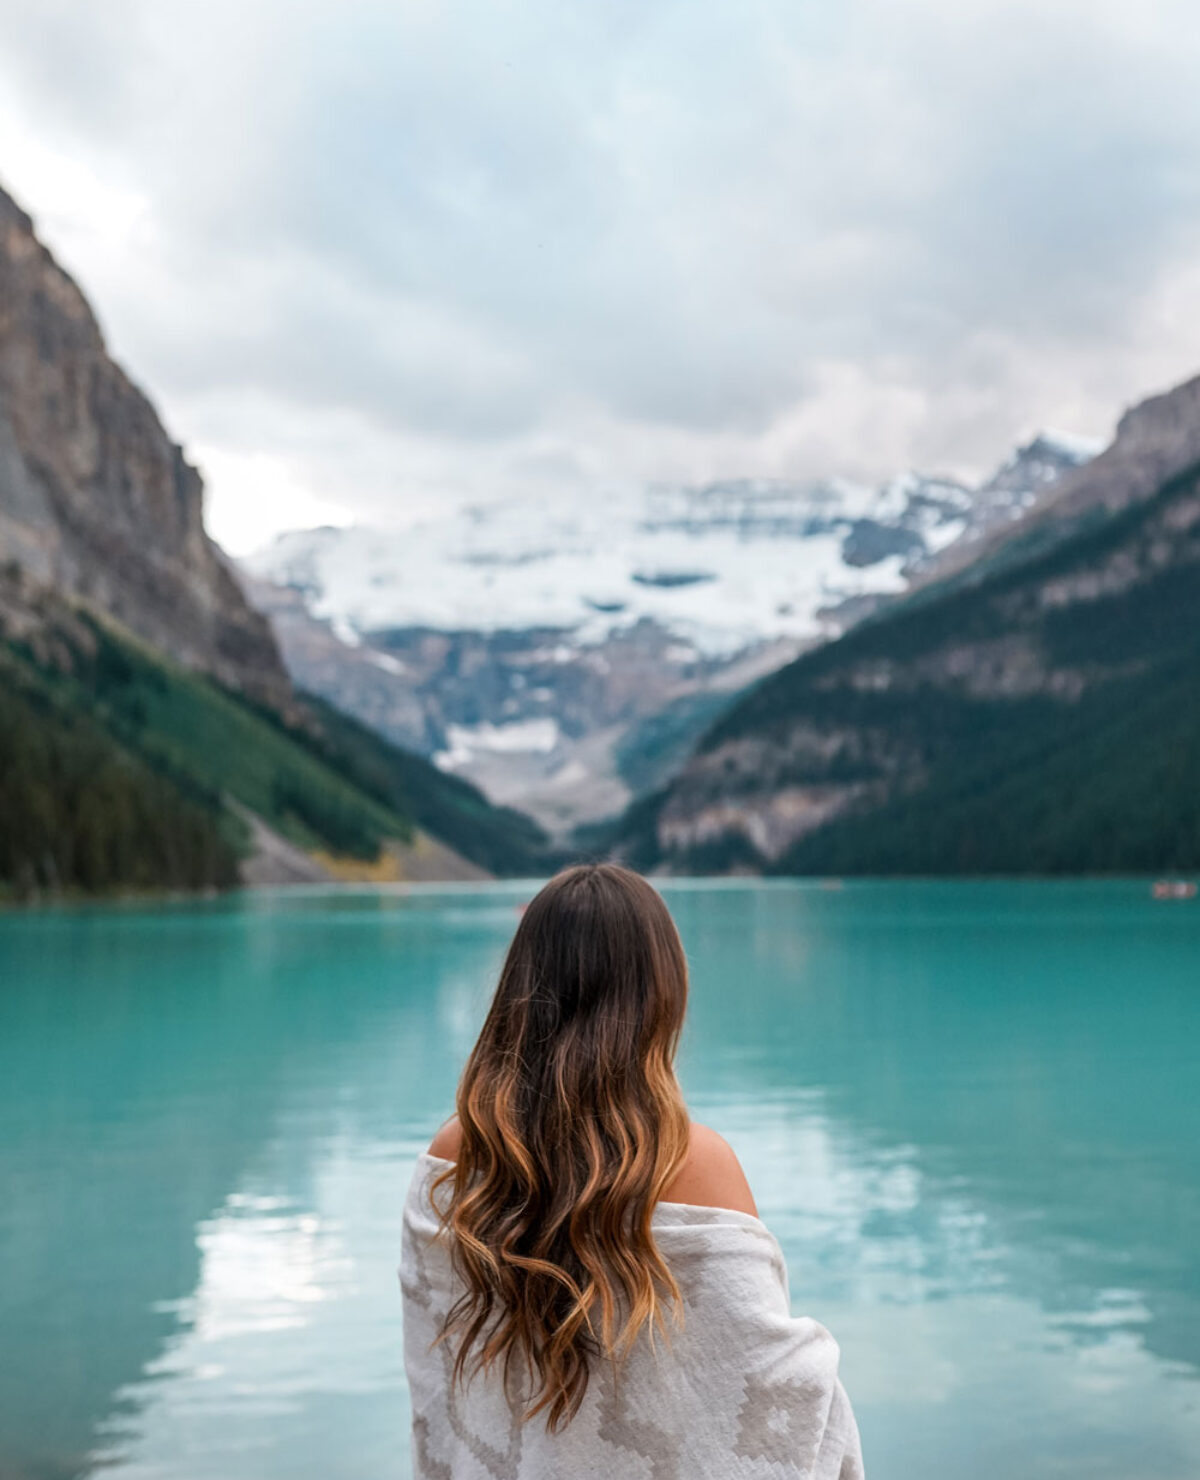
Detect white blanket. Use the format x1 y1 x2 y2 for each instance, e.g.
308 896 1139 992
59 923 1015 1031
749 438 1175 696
401 1152 864 1479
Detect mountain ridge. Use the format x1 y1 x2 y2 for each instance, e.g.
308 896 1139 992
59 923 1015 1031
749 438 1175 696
0 182 291 710
618 371 1200 876
0 179 552 895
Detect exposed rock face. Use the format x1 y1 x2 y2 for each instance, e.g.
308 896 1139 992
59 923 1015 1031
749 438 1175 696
633 371 1200 873
244 566 795 835
927 378 1200 588
1049 373 1200 520
654 720 921 865
0 182 290 708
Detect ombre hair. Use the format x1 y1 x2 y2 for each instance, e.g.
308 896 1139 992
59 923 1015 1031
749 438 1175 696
431 863 691 1431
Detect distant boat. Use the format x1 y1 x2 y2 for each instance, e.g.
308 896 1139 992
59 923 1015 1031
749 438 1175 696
1152 880 1198 900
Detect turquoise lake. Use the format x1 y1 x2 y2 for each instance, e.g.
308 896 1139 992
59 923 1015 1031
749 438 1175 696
1 880 1198 1478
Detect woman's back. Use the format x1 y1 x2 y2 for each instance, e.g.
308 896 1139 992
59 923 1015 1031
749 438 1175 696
399 864 864 1478
402 1147 863 1480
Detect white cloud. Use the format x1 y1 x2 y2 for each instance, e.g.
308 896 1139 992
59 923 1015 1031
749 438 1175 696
196 446 353 557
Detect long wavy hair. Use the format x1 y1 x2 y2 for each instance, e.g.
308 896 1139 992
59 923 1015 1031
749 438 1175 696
431 862 691 1431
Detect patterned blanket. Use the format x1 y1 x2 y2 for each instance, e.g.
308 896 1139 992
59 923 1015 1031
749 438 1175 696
401 1152 864 1479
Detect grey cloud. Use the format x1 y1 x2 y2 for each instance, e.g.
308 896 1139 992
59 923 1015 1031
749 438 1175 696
2 0 1200 542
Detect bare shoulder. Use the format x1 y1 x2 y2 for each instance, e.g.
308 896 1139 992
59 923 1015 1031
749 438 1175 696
427 1115 462 1161
662 1122 758 1217
428 1115 757 1217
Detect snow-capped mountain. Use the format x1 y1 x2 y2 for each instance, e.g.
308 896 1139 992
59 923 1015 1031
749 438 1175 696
948 429 1106 540
249 471 972 658
242 432 1099 834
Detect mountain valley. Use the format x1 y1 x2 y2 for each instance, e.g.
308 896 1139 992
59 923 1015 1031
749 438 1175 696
245 435 1097 834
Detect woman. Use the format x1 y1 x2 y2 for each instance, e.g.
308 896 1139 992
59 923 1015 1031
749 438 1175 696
401 863 864 1479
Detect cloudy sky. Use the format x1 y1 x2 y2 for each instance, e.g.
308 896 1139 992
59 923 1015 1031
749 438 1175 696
3 0 1200 554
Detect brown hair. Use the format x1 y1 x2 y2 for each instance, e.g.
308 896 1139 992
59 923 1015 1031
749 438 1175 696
432 862 691 1430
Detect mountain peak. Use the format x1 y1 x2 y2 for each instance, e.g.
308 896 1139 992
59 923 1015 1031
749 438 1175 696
0 178 291 708
1028 428 1105 461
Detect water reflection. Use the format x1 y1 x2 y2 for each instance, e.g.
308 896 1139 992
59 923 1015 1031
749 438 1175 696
0 891 506 1478
0 882 1197 1479
677 883 1200 1477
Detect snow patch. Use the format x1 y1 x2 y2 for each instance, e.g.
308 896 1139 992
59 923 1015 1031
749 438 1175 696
367 650 407 676
437 718 561 769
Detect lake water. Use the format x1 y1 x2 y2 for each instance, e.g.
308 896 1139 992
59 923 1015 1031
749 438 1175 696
1 880 1198 1479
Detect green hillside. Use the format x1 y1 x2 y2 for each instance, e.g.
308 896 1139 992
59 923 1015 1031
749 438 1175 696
630 459 1200 876
0 612 552 899
775 657 1200 875
295 694 553 877
0 655 241 896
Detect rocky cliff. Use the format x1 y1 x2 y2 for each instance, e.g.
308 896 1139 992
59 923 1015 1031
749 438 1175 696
0 181 552 896
0 182 290 708
924 374 1200 590
625 371 1200 875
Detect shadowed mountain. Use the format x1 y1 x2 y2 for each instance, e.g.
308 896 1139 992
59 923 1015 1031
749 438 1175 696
0 180 551 894
618 371 1200 875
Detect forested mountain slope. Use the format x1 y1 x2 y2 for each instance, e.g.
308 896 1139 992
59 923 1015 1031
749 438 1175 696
0 586 551 896
623 382 1200 876
0 180 550 896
